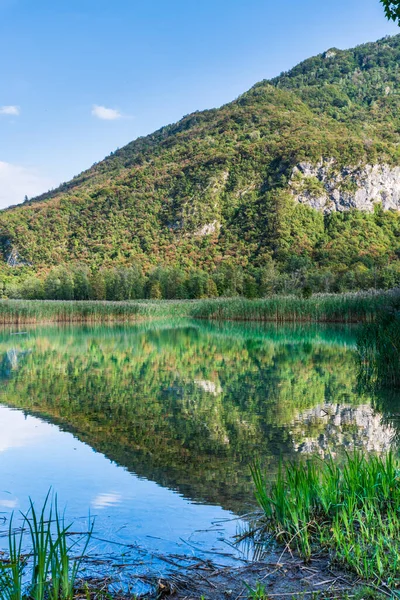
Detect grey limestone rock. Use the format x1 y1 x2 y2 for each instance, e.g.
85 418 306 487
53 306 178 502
290 160 400 214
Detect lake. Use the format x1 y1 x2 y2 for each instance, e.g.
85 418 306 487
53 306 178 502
0 320 398 590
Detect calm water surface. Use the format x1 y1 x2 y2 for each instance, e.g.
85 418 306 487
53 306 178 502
0 320 398 585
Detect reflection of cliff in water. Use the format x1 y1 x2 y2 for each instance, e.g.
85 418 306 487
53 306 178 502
0 348 30 379
292 403 395 456
0 321 398 513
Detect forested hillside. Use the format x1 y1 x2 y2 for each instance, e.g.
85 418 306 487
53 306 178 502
1 34 400 299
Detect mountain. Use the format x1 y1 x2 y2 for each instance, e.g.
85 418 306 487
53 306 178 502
1 34 400 299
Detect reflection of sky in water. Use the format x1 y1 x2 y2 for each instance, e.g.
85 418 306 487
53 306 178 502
0 406 242 576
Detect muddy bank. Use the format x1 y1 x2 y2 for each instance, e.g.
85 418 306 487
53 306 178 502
148 552 383 600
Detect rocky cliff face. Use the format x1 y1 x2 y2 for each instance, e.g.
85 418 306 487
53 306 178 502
0 238 29 267
290 160 400 214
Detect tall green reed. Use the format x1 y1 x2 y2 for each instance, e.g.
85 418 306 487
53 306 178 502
0 493 92 600
0 289 397 324
251 452 400 586
190 289 399 323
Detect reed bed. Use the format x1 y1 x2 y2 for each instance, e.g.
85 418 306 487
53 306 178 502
0 289 397 324
190 289 400 323
0 299 162 324
251 452 400 587
0 298 200 324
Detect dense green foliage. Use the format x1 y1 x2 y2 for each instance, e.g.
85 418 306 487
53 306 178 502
252 452 400 586
1 35 400 297
4 254 400 300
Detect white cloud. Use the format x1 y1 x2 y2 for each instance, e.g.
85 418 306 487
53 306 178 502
92 104 122 120
0 161 56 209
0 105 20 116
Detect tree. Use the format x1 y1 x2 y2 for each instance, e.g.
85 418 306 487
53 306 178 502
72 266 91 300
44 267 74 300
149 281 162 299
381 0 400 24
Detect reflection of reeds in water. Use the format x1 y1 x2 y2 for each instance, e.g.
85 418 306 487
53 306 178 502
0 493 92 600
357 309 400 389
251 452 400 586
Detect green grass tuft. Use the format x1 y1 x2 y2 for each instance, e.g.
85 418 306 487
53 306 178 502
251 452 400 586
0 493 92 600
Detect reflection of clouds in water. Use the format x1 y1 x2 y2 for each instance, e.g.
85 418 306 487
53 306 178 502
91 492 122 510
0 498 18 509
0 407 52 453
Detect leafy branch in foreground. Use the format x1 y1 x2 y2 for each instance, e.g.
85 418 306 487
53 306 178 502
251 453 400 586
0 493 93 600
381 0 400 24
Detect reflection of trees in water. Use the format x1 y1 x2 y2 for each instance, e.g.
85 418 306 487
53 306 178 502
0 321 395 513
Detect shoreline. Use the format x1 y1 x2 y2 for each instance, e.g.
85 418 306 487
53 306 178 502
77 550 384 600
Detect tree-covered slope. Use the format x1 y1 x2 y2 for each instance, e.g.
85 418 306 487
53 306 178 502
1 34 400 298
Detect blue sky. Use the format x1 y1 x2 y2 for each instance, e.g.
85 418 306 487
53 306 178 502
0 0 398 208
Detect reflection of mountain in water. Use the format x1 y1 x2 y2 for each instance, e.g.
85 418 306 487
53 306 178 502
0 321 398 513
292 404 395 456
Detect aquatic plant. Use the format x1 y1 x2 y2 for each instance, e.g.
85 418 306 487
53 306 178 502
189 289 400 323
0 288 397 324
251 452 400 586
0 298 197 324
0 494 92 600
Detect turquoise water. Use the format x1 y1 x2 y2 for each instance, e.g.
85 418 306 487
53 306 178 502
0 320 397 588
